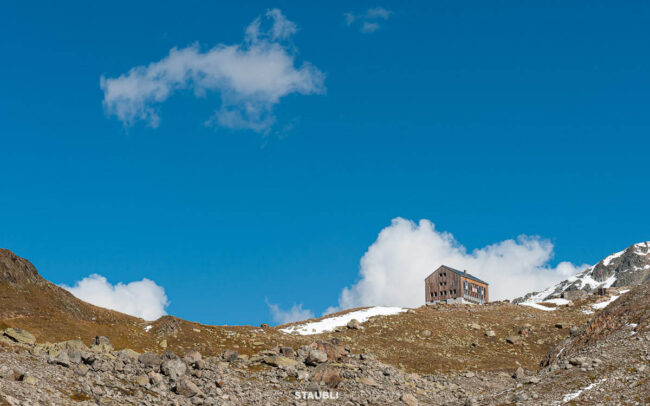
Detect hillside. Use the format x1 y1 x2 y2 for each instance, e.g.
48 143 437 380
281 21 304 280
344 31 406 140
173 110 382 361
0 248 648 404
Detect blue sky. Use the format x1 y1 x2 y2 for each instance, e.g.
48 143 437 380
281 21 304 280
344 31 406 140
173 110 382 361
1 1 649 325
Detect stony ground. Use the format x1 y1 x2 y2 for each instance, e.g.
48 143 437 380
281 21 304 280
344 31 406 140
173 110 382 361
2 282 648 406
2 249 649 405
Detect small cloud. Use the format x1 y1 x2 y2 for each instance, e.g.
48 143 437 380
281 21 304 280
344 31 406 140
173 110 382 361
344 7 392 33
365 7 392 20
266 300 314 324
360 22 380 34
101 9 325 133
343 12 357 26
60 274 169 320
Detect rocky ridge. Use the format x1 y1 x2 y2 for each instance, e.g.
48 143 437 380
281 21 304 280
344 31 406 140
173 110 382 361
516 242 650 303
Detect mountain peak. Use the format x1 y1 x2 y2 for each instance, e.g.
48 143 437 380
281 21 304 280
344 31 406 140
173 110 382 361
518 241 650 303
0 249 44 286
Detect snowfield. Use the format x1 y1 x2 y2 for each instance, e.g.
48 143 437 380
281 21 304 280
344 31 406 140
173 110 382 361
280 306 406 335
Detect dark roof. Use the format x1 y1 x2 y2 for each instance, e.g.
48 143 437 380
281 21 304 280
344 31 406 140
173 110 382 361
426 265 488 285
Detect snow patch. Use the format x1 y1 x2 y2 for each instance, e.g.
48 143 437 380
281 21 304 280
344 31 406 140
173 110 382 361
519 302 557 312
144 325 152 332
544 298 571 306
562 378 606 403
591 289 630 310
280 306 406 335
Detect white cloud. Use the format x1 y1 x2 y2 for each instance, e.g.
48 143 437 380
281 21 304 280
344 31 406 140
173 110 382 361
100 9 325 132
365 7 392 20
332 218 587 311
344 7 392 33
361 22 380 34
61 274 169 320
267 301 314 325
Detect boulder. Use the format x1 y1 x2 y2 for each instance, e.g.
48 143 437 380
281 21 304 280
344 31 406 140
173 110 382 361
161 350 179 360
484 330 496 337
175 377 202 397
401 393 419 406
48 350 71 367
347 319 361 329
135 375 149 387
138 352 162 370
308 340 347 362
184 350 202 364
263 355 299 368
90 336 113 353
148 372 164 386
279 346 295 357
311 365 341 388
222 349 238 362
506 336 522 345
116 349 140 361
2 328 36 345
512 367 525 379
305 349 328 365
161 358 186 380
420 330 432 337
74 365 89 377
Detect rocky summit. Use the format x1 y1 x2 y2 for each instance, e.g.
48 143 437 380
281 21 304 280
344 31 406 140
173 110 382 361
516 241 650 303
1 248 649 405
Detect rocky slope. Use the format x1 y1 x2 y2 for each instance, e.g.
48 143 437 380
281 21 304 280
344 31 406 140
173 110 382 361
1 248 648 405
516 241 650 303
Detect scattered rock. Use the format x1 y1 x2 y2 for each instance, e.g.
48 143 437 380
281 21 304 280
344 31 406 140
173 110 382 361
161 358 186 380
347 319 361 329
222 349 238 362
311 365 341 388
401 392 419 406
305 349 328 365
138 352 162 370
506 336 522 345
135 375 149 387
263 355 299 368
175 377 202 397
184 350 202 364
512 367 525 379
2 328 36 345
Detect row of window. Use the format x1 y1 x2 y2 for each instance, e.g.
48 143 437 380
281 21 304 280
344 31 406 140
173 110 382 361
429 289 457 298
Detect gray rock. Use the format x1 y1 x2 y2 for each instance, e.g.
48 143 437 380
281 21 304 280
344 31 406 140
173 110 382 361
139 352 162 369
161 358 187 380
305 349 328 365
222 349 238 362
512 367 525 379
184 350 202 364
175 377 202 397
347 319 361 329
401 392 418 406
2 328 36 345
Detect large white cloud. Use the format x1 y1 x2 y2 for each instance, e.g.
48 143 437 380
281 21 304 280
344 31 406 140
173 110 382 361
331 218 586 312
100 9 325 132
61 274 169 320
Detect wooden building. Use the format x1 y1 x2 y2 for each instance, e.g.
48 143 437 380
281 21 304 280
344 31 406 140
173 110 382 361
425 265 489 305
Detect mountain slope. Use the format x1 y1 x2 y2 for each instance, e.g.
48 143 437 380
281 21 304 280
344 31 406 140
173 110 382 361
516 242 650 303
